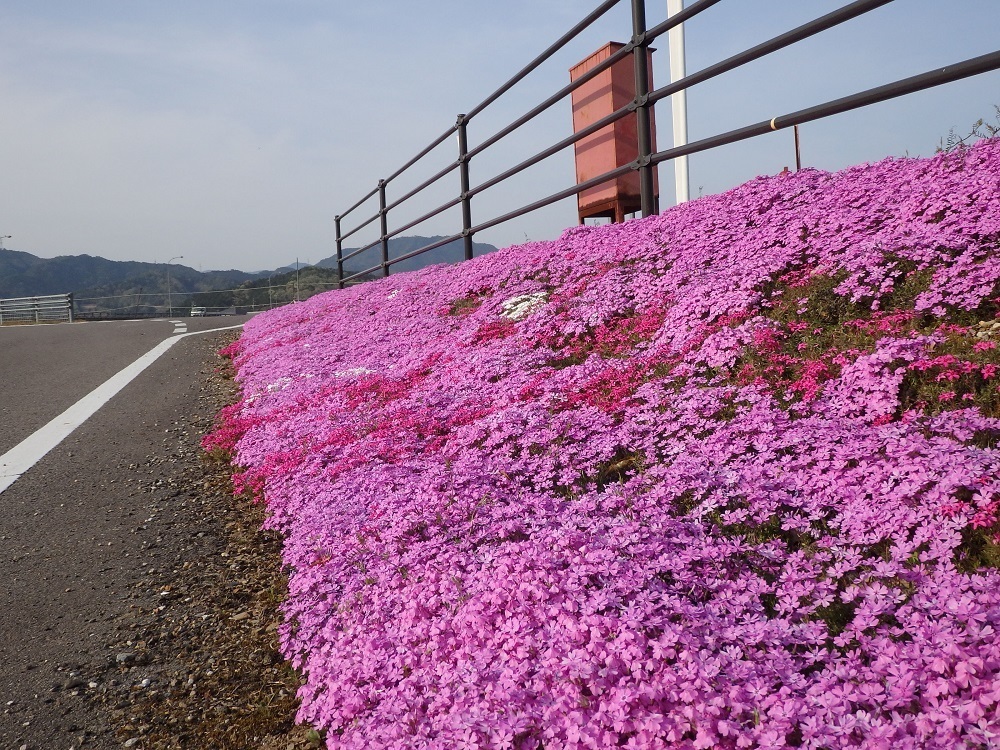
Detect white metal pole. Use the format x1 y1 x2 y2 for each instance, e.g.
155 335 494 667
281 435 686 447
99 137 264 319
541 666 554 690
667 0 690 204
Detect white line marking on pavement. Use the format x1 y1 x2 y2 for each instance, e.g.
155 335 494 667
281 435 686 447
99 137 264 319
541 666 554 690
0 323 244 496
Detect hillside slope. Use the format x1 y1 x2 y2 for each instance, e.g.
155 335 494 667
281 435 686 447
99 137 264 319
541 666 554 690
212 140 1000 749
0 248 258 301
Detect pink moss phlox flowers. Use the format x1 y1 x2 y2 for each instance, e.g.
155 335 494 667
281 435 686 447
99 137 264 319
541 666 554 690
210 140 1000 749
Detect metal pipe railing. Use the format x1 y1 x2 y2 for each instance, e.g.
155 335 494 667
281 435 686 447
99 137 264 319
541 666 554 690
338 211 380 245
648 50 1000 169
646 0 895 109
643 0 723 42
469 102 633 199
464 0 623 122
384 125 459 186
332 0 998 294
472 163 635 236
337 185 379 224
341 238 383 263
384 159 462 215
466 42 636 162
387 232 466 270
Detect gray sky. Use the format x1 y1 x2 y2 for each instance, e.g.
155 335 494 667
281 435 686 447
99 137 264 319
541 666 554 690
1 1 998 273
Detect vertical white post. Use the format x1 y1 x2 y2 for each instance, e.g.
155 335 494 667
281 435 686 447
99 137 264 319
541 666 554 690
667 0 690 204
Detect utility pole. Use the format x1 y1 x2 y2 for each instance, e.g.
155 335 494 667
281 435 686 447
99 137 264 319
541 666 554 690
667 0 690 204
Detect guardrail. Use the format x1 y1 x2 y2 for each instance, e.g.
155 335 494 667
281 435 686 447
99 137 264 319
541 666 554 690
333 0 1000 287
73 305 262 321
0 293 74 325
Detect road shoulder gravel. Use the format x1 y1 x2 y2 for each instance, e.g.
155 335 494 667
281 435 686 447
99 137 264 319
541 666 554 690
85 332 320 749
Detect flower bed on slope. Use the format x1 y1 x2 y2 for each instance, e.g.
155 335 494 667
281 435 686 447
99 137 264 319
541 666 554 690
209 140 1000 750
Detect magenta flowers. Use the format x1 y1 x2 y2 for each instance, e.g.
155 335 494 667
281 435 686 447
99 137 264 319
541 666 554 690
209 140 1000 749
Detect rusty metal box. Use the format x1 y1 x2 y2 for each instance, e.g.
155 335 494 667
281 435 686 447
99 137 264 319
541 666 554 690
570 42 658 223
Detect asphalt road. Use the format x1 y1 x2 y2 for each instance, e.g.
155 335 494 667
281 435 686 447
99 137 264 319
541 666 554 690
0 316 247 749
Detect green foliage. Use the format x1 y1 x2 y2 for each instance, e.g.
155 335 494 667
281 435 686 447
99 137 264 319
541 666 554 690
956 522 1000 573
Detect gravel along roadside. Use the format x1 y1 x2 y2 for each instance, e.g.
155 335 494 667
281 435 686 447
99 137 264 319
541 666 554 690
84 333 320 750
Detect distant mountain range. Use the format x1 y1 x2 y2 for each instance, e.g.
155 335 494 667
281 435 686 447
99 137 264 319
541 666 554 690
0 247 261 301
0 236 499 312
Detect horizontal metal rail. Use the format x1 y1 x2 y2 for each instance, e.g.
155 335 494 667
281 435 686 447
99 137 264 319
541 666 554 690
472 163 634 236
386 232 465 269
646 0 894 108
469 101 633 199
341 238 383 263
337 126 460 227
648 50 1000 168
339 210 381 245
383 125 459 186
466 41 636 161
0 293 74 325
341 233 471 282
340 195 464 265
341 262 386 285
643 0 723 41
384 196 464 243
466 0 723 163
465 0 622 122
340 137 463 242
337 186 379 225
384 159 463 214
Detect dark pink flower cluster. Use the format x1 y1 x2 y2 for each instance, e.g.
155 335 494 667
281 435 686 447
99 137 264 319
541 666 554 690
212 140 1000 749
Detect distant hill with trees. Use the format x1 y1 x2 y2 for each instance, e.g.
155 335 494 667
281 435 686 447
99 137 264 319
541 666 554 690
0 235 499 315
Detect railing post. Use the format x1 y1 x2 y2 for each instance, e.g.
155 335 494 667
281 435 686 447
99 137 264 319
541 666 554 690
68 293 74 323
335 215 344 289
631 0 655 217
456 115 474 261
378 180 390 277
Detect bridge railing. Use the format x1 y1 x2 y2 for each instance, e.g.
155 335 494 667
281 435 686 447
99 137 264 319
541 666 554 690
0 293 74 325
333 0 1000 288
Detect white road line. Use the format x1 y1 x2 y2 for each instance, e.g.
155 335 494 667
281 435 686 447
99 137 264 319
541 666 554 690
0 323 244 496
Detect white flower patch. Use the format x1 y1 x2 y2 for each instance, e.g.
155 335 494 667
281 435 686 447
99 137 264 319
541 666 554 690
387 289 400 300
333 367 374 378
500 292 547 321
266 377 293 393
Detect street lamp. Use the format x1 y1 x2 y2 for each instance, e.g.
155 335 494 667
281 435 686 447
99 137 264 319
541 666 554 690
0 235 10 250
165 255 183 316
